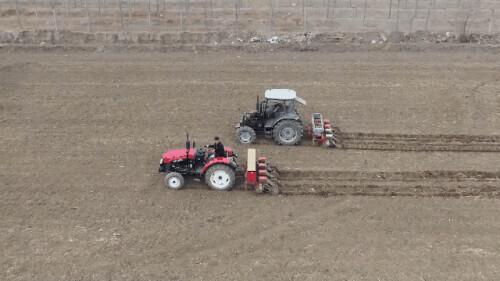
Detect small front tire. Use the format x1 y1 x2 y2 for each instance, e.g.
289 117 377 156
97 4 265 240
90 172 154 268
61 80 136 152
164 172 185 190
236 126 257 144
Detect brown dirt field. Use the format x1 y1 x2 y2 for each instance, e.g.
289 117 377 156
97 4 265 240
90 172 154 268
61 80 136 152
1 50 500 280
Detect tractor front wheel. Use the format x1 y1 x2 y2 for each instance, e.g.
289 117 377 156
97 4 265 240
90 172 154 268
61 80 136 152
273 120 303 145
205 164 236 191
236 126 257 144
164 172 185 190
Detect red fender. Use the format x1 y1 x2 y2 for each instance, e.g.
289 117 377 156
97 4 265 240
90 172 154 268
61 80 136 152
201 157 232 175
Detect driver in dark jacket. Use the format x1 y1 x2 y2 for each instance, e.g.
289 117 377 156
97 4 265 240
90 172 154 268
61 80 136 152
208 136 226 158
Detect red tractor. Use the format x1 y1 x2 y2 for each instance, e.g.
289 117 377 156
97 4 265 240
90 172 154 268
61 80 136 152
158 135 240 191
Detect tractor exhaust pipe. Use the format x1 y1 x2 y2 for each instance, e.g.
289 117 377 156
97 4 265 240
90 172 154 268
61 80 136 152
185 132 191 158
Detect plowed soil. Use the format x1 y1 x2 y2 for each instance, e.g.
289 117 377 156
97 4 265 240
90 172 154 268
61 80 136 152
1 50 500 280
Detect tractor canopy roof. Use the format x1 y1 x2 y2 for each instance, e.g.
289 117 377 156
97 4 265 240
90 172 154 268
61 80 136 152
264 89 307 105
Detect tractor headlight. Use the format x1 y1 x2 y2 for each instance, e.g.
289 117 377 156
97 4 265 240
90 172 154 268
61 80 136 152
160 158 163 165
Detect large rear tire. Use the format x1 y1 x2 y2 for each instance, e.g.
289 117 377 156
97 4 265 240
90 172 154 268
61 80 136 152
205 164 236 191
164 172 185 190
273 120 303 145
236 126 257 144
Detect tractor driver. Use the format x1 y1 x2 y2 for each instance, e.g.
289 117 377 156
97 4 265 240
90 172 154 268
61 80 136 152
267 101 285 117
207 136 226 158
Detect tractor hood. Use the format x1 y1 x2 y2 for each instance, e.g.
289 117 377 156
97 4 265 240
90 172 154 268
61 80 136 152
162 148 196 164
162 147 236 164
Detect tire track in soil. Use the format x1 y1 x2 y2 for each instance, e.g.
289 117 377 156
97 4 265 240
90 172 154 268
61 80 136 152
277 170 500 197
336 132 500 152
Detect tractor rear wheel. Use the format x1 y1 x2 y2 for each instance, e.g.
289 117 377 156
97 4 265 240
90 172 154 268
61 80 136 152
236 126 257 144
273 120 303 145
205 164 236 191
164 172 185 190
